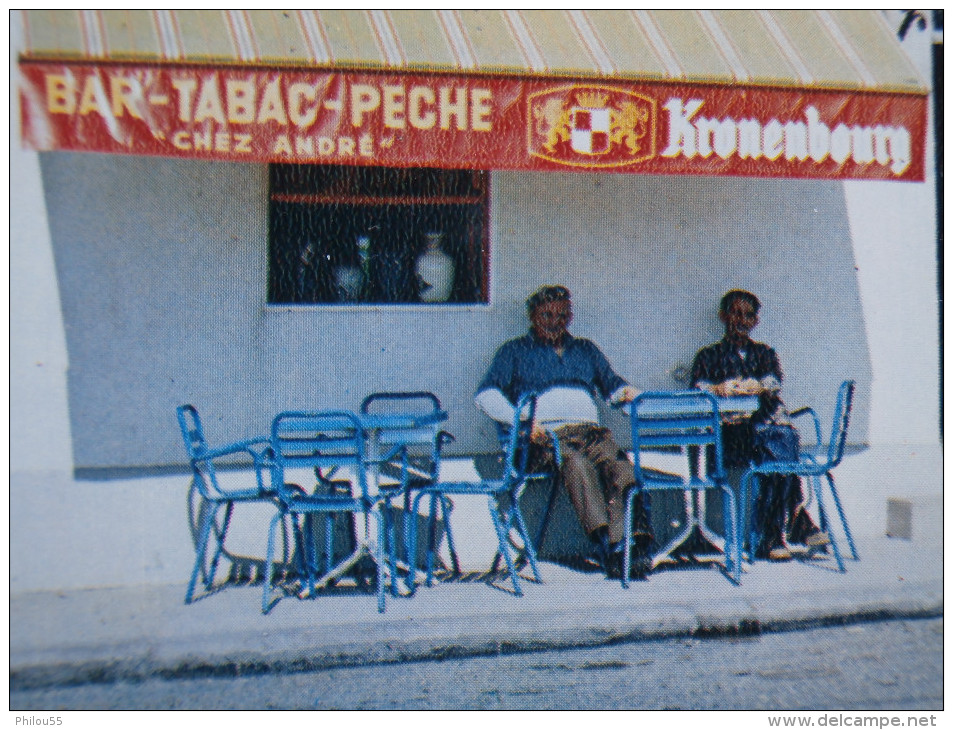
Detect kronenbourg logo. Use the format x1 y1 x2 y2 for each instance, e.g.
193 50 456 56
528 85 656 168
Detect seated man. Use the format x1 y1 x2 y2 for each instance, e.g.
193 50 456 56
475 285 653 579
690 289 829 560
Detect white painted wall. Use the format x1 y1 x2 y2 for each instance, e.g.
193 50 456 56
845 178 939 446
10 12 72 473
845 12 940 446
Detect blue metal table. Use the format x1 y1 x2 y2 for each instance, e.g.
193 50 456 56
303 408 449 594
622 395 758 567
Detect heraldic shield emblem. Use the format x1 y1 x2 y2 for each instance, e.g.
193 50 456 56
528 85 656 168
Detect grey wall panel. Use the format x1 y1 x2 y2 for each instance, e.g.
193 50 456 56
41 154 870 469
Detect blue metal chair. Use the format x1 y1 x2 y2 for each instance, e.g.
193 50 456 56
740 380 859 571
263 411 387 614
176 404 281 604
623 391 741 587
491 421 562 559
407 393 543 596
360 391 456 594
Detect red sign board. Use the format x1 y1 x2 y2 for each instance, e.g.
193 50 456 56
18 61 927 181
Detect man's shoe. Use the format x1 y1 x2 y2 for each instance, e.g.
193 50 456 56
768 545 793 561
582 544 607 572
604 549 623 579
805 530 831 548
629 553 653 580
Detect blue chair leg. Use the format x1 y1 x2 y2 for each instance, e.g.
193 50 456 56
322 514 334 577
810 475 846 572
825 472 859 561
206 502 233 590
385 498 402 598
741 472 762 564
407 491 427 596
290 513 308 582
426 494 439 587
622 488 636 589
814 475 831 533
262 511 283 614
185 502 217 604
509 498 541 582
373 509 386 614
302 514 317 597
440 496 461 575
402 494 417 594
488 494 523 596
720 484 741 584
488 491 540 581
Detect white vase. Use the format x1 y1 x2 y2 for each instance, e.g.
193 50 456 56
416 232 455 302
334 265 363 302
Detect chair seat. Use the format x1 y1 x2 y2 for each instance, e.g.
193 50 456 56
414 479 507 496
284 494 368 513
748 454 829 477
638 471 702 490
208 488 276 502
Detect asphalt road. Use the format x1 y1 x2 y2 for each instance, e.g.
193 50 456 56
11 617 942 711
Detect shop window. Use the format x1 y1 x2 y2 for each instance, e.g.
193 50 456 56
268 164 489 305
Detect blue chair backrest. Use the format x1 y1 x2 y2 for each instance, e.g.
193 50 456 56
176 404 229 499
361 391 443 452
826 380 856 468
489 393 542 479
631 390 725 481
270 411 368 502
176 404 207 459
500 393 538 483
361 391 441 415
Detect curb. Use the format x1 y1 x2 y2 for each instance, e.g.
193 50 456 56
11 597 942 692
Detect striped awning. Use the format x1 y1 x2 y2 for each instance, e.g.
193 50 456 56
16 10 928 181
19 9 925 92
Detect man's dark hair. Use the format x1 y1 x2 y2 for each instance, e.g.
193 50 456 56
526 285 571 313
719 289 761 315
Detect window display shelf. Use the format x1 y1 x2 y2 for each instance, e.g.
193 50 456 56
271 193 483 206
268 164 489 306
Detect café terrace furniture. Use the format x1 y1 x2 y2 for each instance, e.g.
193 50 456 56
176 404 286 605
262 402 451 613
740 380 859 572
622 391 746 588
263 410 387 614
360 391 456 594
406 393 543 596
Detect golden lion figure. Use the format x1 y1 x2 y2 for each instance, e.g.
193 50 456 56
610 102 649 156
534 98 572 153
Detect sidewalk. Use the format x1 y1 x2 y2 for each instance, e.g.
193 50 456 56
10 445 943 691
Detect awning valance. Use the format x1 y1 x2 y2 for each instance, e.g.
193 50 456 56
17 10 928 181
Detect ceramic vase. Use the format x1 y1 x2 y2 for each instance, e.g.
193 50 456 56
415 231 455 302
335 235 371 302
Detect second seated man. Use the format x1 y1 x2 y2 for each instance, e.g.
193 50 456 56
475 285 654 579
690 289 829 561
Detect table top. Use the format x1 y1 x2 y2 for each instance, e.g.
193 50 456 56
619 394 759 417
358 409 449 431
